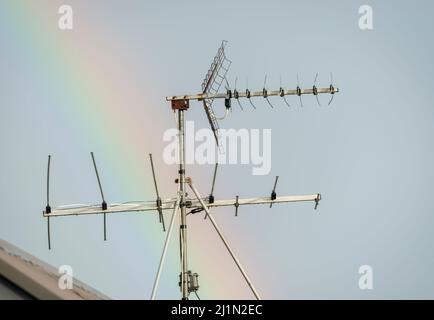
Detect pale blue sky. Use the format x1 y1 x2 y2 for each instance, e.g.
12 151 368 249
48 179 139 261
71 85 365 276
1 0 434 299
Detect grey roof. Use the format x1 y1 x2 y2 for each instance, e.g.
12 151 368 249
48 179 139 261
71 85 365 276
0 239 110 300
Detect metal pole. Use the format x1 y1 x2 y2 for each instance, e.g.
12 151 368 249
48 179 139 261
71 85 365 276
178 109 189 300
150 196 180 300
188 181 262 300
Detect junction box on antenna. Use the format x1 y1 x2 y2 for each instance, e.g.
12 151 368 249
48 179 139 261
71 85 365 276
171 99 189 110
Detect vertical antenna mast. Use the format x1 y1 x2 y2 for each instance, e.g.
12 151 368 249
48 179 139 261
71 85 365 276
177 104 189 300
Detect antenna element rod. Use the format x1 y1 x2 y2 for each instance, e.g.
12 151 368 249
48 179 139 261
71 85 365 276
46 155 51 207
90 152 107 240
47 217 51 250
270 176 279 208
46 155 52 250
91 152 106 203
210 163 218 196
149 153 166 231
149 154 160 198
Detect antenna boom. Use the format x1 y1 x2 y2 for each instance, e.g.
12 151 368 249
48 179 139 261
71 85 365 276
167 86 338 102
43 194 321 218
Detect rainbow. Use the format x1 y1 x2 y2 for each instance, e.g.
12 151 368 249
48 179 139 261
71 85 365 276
2 1 260 299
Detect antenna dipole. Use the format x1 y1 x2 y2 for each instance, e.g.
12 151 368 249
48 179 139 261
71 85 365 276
270 176 279 208
45 155 51 250
209 163 218 203
149 153 166 231
91 152 107 241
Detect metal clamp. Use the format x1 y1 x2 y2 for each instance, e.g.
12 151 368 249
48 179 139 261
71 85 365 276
314 193 321 210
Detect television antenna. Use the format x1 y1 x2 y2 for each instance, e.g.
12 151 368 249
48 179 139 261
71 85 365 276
42 41 339 300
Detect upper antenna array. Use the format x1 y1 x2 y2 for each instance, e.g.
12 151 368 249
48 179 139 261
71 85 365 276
168 75 338 104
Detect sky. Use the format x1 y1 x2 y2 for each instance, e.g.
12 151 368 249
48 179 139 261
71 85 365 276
1 0 434 299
